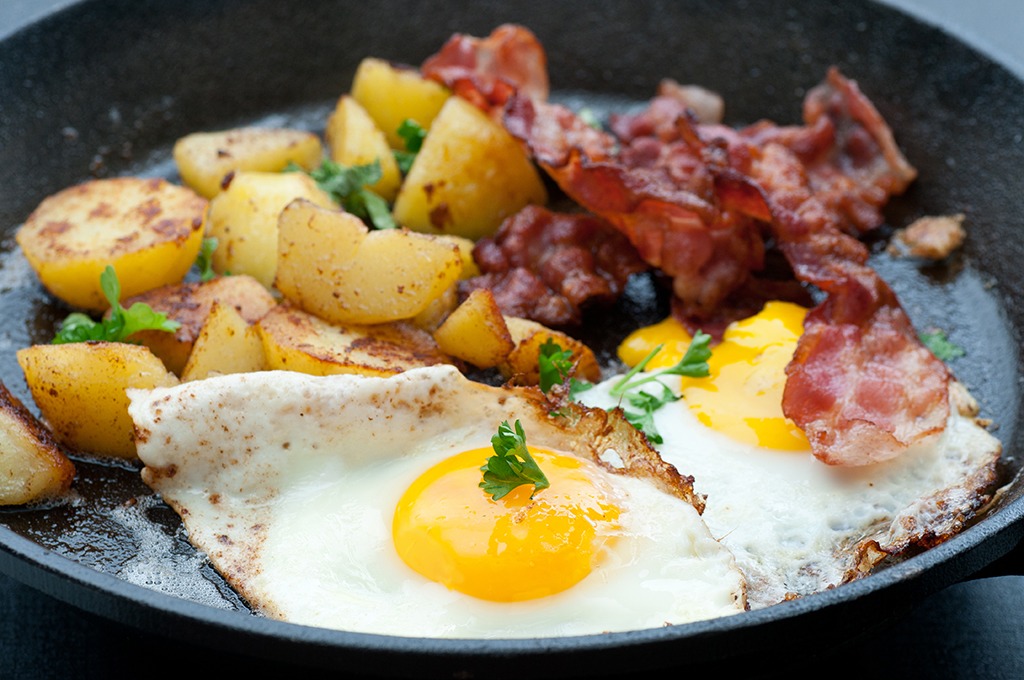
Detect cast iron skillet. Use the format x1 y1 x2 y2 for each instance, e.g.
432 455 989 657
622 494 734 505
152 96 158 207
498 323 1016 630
1 0 1023 677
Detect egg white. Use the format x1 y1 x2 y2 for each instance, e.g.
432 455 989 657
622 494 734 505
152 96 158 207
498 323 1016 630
128 365 746 638
579 375 1001 608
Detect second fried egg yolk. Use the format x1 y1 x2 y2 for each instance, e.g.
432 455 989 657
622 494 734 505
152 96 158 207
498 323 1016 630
618 301 811 451
392 447 622 602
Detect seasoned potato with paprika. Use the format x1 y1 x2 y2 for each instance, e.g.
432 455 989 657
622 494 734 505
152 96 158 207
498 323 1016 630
16 177 207 311
205 171 334 287
350 57 450 148
173 127 324 199
181 301 268 381
257 302 451 377
433 289 515 369
499 316 601 385
392 96 548 240
16 342 179 459
0 380 75 506
275 199 463 325
325 96 402 202
124 274 276 375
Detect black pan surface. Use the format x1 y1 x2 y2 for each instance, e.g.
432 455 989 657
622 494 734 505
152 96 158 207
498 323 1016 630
0 1 1023 677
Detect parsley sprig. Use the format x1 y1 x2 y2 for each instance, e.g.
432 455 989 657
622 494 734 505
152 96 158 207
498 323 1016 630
609 330 712 398
52 266 180 344
538 338 593 398
393 119 426 174
194 236 219 282
286 159 396 230
480 420 550 501
608 331 712 442
919 328 965 362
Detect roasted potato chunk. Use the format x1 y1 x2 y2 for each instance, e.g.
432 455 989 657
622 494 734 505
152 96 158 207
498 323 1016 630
181 301 268 381
0 380 75 506
122 274 277 375
350 57 450 148
16 177 207 311
17 342 179 459
325 95 402 202
392 96 548 240
173 127 324 199
433 289 515 369
205 171 334 287
275 199 463 325
499 316 601 385
257 302 451 377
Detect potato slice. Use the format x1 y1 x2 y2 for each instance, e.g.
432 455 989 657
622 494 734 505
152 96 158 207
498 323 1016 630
325 95 402 202
434 234 480 280
410 284 458 332
392 96 548 240
433 289 515 369
350 57 450 148
16 177 207 311
17 342 179 459
181 301 268 381
173 127 324 199
123 274 277 375
257 302 450 377
206 171 335 287
276 199 463 325
0 380 75 506
499 316 601 385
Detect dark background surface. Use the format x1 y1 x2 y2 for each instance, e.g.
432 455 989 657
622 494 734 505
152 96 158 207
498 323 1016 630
2 1 1024 678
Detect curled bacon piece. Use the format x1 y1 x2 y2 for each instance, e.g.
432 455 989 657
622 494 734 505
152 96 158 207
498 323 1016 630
421 24 549 115
461 205 649 327
505 95 766 319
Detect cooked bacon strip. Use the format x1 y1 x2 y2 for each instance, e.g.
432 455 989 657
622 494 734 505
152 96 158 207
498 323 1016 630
462 205 649 326
505 95 765 318
735 137 949 466
421 24 549 115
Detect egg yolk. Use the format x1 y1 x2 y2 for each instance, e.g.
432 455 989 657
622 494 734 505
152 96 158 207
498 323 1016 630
618 301 811 451
392 447 621 602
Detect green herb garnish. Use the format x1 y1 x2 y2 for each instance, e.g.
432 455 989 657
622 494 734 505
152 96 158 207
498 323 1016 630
622 383 681 444
52 266 180 344
195 236 219 282
480 420 550 501
286 159 396 230
610 330 712 398
538 337 594 398
393 119 427 174
577 107 604 131
920 328 966 362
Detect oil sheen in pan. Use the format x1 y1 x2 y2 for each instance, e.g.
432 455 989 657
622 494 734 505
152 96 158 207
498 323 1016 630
0 89 1016 619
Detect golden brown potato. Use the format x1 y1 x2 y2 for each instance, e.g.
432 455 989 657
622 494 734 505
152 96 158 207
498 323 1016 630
16 177 207 311
17 342 179 459
499 316 601 386
205 171 335 287
257 302 451 377
0 380 75 506
433 289 515 369
180 301 268 381
123 274 277 375
173 127 324 199
434 234 481 279
350 57 450 148
392 96 548 240
324 95 402 202
275 199 463 325
410 284 458 332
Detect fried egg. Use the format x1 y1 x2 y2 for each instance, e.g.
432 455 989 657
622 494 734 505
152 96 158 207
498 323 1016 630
127 365 746 638
581 301 1001 608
